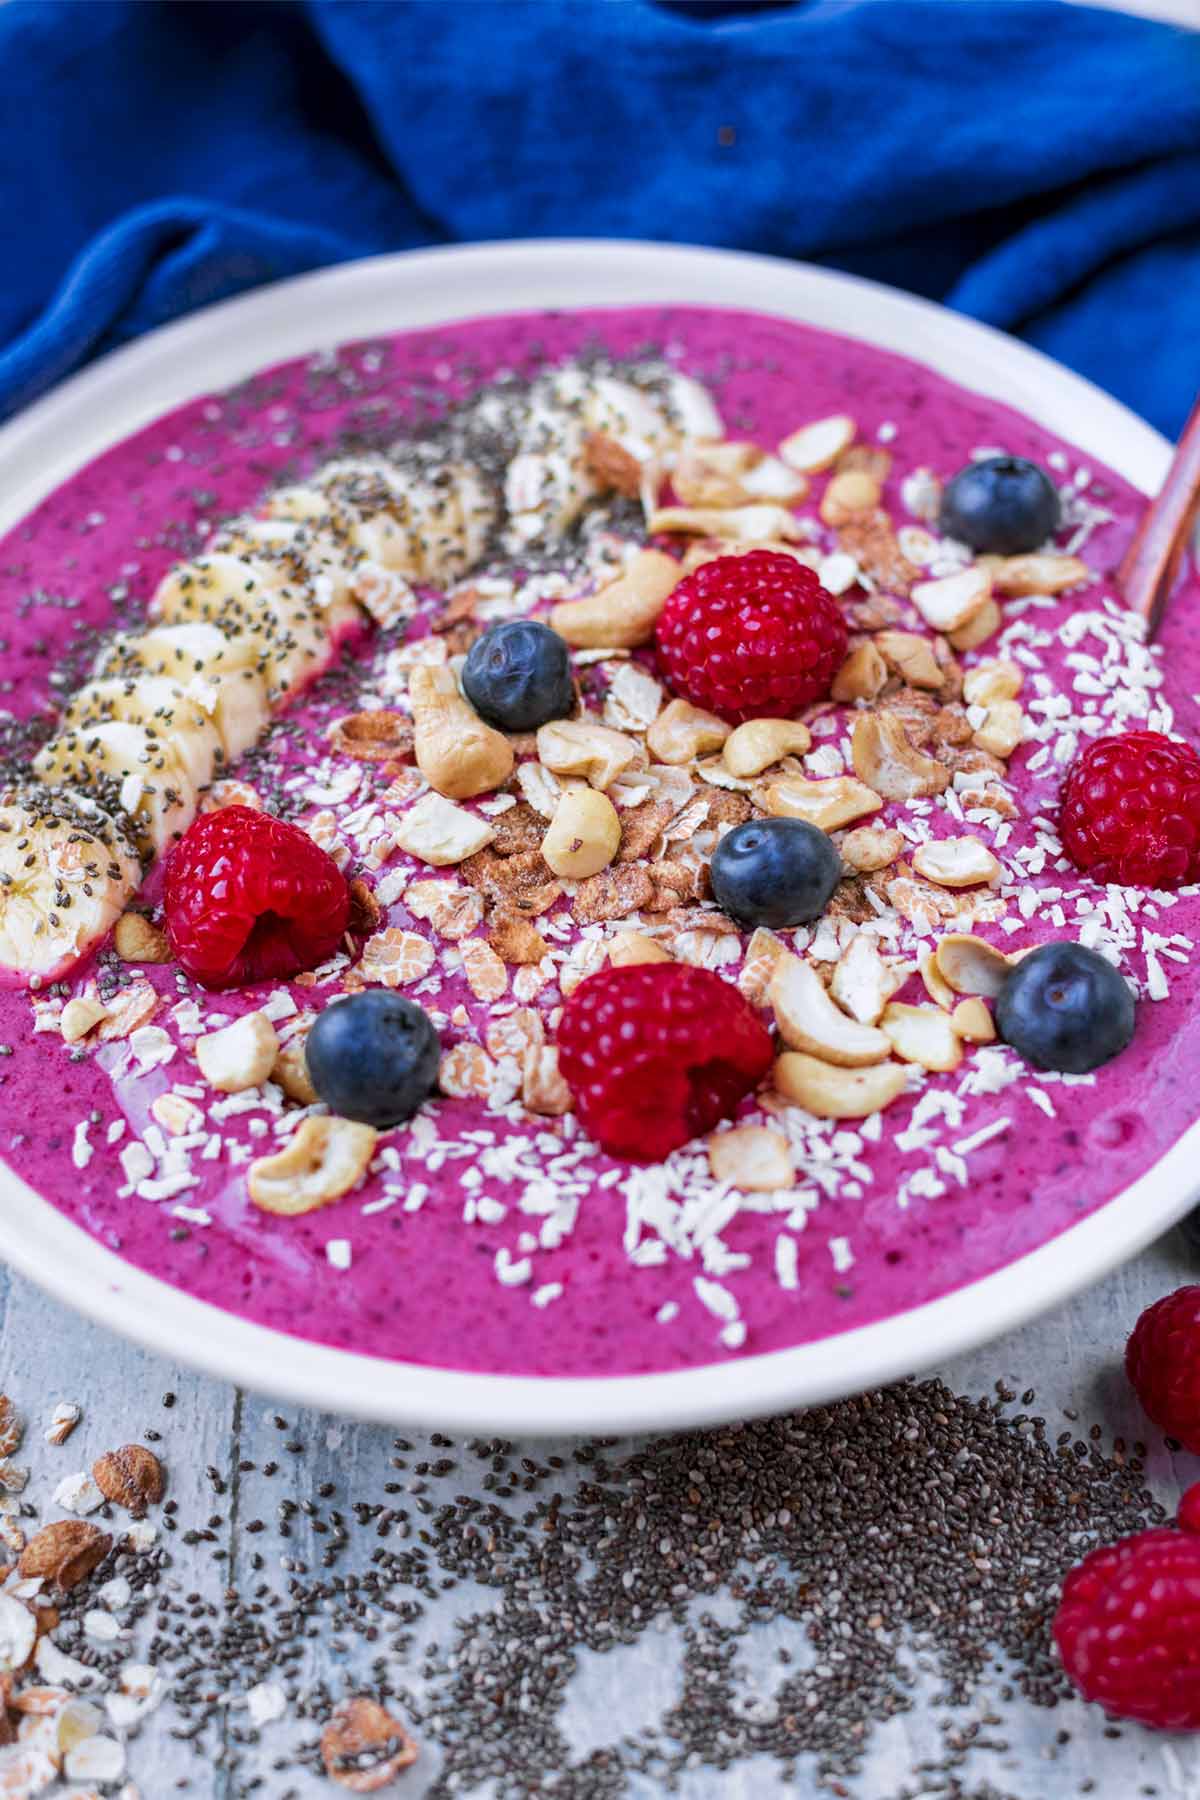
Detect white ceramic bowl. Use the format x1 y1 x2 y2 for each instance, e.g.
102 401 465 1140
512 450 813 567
0 241 1185 1433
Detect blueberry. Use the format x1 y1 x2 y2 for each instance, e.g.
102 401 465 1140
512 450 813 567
461 620 574 732
938 455 1061 556
710 817 841 930
995 942 1134 1074
305 991 440 1128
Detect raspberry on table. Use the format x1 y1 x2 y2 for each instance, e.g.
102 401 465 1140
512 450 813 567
1125 1283 1200 1454
1060 730 1200 890
654 550 847 725
556 963 774 1161
164 806 350 989
1053 1482 1200 1730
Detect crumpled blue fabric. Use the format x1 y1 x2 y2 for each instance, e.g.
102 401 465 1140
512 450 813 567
1 0 1197 436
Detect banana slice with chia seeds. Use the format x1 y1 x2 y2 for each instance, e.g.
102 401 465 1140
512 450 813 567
208 514 361 621
0 787 141 989
151 555 337 704
97 625 272 762
34 722 199 860
287 453 498 588
64 676 224 795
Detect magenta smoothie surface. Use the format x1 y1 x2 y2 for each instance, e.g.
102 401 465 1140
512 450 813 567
1 304 1197 1379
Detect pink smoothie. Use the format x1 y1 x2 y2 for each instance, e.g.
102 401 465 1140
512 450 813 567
1 305 1196 1379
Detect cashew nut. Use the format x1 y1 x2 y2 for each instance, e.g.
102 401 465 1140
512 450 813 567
851 713 949 801
911 836 1001 888
647 503 806 543
774 1051 907 1119
410 665 513 800
880 1002 963 1073
196 1011 279 1094
646 699 731 765
708 1126 795 1192
536 718 644 789
769 953 891 1067
971 700 1025 759
549 550 681 649
911 566 993 633
933 933 1019 997
760 774 882 832
831 935 907 1026
948 596 1002 652
609 929 673 967
987 553 1088 597
962 659 1023 707
874 631 943 690
838 825 905 873
722 718 812 779
831 642 888 703
819 470 881 527
951 996 996 1042
919 948 956 1010
248 1116 378 1215
541 786 621 878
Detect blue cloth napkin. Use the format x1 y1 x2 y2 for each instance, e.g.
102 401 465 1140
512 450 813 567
1 0 1198 436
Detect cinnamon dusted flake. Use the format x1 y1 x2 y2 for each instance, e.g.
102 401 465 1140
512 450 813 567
825 877 884 924
487 910 548 966
664 906 739 935
490 800 546 858
348 879 383 936
701 788 755 830
573 865 655 924
837 512 919 596
321 1695 418 1792
934 743 1009 781
92 1444 165 1519
930 704 973 748
442 617 484 656
845 592 903 631
617 798 675 863
0 1399 21 1462
328 711 414 763
645 860 704 911
460 848 562 917
583 430 643 498
18 1520 111 1590
432 586 482 634
837 443 893 483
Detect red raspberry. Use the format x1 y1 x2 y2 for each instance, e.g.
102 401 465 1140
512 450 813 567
1060 730 1200 889
164 806 350 989
654 550 847 725
556 963 773 1161
1053 1483 1200 1730
1125 1284 1200 1453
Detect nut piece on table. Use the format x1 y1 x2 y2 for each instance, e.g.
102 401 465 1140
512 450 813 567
722 718 812 779
410 664 514 800
647 699 731 766
673 442 766 508
880 1001 963 1073
919 948 956 1010
774 1051 907 1120
321 1695 418 1792
933 933 1019 997
874 631 943 690
273 1036 318 1106
248 1116 378 1216
92 1445 165 1519
196 1012 279 1094
60 996 109 1045
708 1126 795 1191
549 549 681 649
113 912 171 964
819 469 881 527
769 953 891 1067
778 414 857 474
759 774 882 832
947 597 1002 652
536 718 644 790
851 713 949 802
962 659 1023 707
393 791 495 866
911 836 1001 889
542 788 621 879
18 1520 112 1591
838 825 904 873
609 929 673 967
830 642 888 703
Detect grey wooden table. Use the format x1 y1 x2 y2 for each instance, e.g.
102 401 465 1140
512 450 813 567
6 1224 1200 1799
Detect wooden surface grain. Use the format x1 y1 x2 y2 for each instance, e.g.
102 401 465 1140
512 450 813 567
5 1225 1200 1798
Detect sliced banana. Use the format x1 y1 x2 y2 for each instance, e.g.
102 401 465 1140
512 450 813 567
305 454 497 588
209 513 361 622
151 555 333 704
98 625 272 762
0 788 140 987
34 721 199 859
64 676 223 794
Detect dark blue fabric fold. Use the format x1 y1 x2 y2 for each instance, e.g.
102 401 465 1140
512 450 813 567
1 0 1197 435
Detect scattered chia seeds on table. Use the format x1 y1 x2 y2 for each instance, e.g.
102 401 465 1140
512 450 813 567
0 1374 1169 1796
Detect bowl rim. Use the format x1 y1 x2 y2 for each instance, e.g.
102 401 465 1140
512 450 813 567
0 238 1185 1433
